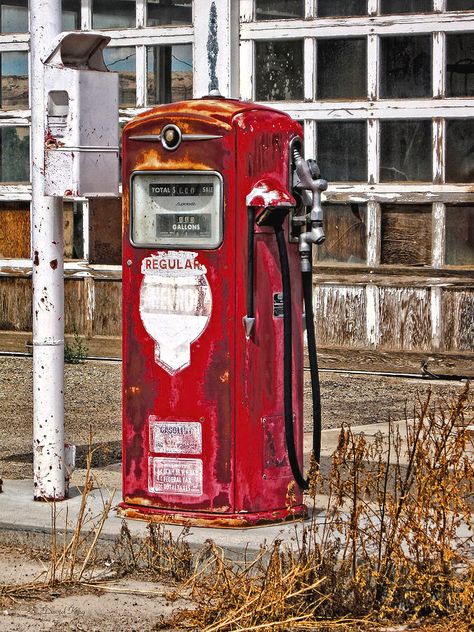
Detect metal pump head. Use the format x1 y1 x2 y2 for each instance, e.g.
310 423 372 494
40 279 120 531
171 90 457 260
292 148 328 269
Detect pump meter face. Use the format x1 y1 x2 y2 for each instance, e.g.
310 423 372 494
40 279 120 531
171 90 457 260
131 171 223 249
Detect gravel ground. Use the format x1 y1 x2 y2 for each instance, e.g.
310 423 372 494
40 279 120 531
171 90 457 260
0 355 467 480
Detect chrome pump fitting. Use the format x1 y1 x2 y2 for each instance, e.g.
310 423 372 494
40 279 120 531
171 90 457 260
292 148 328 272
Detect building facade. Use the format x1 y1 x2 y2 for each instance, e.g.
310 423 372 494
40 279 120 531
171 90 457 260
0 0 473 374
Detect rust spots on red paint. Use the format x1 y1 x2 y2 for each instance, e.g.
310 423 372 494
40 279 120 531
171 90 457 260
50 259 58 270
44 130 61 149
117 501 308 527
219 370 229 383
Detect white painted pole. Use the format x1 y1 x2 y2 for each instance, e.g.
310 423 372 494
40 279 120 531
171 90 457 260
30 0 66 500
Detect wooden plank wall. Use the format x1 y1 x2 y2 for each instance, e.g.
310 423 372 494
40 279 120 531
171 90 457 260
0 273 472 376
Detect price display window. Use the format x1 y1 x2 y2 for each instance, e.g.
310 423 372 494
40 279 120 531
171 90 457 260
131 171 223 249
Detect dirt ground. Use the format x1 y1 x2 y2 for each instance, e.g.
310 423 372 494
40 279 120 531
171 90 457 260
0 545 184 632
0 355 467 479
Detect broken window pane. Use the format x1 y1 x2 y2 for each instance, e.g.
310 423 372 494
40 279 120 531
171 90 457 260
0 1 27 33
0 126 29 182
92 0 135 28
0 201 29 258
255 0 304 20
447 1 474 9
446 119 474 183
89 198 122 265
315 203 367 264
255 40 304 101
445 206 474 266
0 51 28 109
380 36 432 98
147 0 192 26
317 0 367 16
381 205 432 266
447 33 474 97
380 0 432 13
147 44 193 105
317 38 367 99
317 121 367 182
62 0 80 29
380 120 432 182
103 47 136 107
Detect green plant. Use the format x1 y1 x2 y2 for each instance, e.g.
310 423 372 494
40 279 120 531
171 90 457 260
64 328 88 364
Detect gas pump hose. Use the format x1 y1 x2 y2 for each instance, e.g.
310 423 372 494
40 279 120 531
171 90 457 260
274 224 322 491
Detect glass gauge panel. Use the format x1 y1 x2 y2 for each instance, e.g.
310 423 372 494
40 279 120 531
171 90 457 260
131 172 223 249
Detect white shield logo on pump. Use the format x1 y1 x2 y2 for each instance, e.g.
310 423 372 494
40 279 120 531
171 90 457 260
139 251 212 375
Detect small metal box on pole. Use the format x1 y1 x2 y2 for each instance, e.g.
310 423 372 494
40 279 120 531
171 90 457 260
43 32 119 198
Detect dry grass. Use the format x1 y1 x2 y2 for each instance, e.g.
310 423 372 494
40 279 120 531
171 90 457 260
163 386 474 631
0 440 115 603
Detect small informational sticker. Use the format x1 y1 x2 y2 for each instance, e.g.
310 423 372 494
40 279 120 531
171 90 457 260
148 457 203 496
149 417 202 455
273 293 284 318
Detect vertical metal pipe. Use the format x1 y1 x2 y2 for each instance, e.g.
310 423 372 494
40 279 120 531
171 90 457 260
30 0 66 500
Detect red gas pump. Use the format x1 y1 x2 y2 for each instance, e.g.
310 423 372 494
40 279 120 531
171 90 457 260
120 97 326 526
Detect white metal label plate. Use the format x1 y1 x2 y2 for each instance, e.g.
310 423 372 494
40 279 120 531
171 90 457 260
149 417 202 455
148 457 203 496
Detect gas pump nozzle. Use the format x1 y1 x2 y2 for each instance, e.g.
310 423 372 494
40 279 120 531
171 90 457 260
292 149 328 272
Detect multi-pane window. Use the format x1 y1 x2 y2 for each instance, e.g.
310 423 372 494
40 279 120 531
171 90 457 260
0 0 194 265
244 1 474 270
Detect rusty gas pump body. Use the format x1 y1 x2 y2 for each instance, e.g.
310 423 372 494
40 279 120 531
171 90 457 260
120 97 318 526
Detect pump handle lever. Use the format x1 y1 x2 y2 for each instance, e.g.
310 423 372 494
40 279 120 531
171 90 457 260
292 149 328 270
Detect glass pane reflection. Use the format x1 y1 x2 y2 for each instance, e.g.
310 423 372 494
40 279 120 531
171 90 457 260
317 0 367 16
255 40 304 101
447 33 474 97
317 121 367 182
147 44 193 105
380 35 432 99
147 0 192 26
380 120 432 182
0 51 28 109
255 0 304 20
0 1 28 33
92 0 135 28
103 46 136 107
0 126 29 182
317 38 367 99
446 119 474 183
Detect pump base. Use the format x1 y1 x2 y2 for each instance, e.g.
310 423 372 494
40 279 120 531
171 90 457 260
117 502 307 528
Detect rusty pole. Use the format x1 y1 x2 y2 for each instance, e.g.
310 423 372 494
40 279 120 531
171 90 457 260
30 0 66 500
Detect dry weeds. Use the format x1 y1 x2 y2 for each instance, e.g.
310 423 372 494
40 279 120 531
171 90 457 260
164 386 474 631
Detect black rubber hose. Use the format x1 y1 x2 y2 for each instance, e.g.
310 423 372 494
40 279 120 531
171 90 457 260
274 224 308 491
302 269 322 466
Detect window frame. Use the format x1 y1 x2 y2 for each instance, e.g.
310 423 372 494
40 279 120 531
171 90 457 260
0 0 195 273
239 0 474 271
